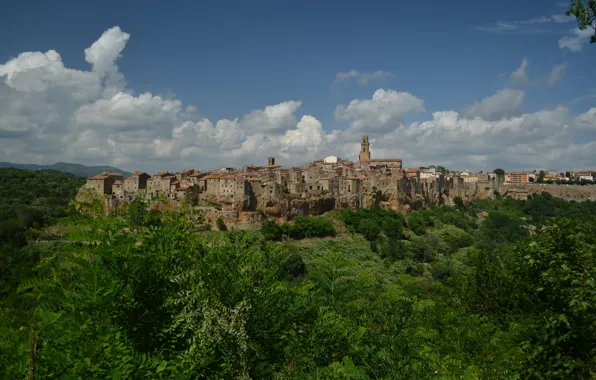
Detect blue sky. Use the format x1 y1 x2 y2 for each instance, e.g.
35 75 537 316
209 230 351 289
0 0 594 172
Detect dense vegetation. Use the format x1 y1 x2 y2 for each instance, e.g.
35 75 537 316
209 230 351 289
0 170 595 378
0 168 85 245
261 216 336 241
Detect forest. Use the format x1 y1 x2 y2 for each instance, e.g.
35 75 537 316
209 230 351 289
0 169 595 379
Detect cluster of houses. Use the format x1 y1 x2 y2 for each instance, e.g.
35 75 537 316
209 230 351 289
82 135 595 207
453 169 595 184
83 136 449 205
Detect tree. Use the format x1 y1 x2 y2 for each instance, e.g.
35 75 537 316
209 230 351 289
537 170 545 183
453 196 465 209
567 0 596 44
216 217 228 231
493 168 505 184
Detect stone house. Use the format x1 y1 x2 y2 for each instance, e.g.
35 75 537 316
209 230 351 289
176 168 195 180
340 178 361 195
303 168 324 183
263 181 282 198
204 174 221 196
112 180 124 200
289 169 303 183
124 171 150 195
288 181 305 194
86 174 114 195
86 172 123 195
320 177 339 195
404 168 420 181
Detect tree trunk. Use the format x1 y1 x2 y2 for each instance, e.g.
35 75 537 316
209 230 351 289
28 325 36 380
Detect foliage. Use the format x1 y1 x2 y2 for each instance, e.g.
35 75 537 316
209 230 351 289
216 217 228 231
1 173 596 378
0 168 85 240
567 0 596 44
453 195 464 208
261 216 335 241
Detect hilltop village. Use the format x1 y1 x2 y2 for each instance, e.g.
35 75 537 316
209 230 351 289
79 136 596 221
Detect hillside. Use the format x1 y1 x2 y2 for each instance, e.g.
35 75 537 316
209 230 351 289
0 192 594 378
0 161 130 178
0 168 86 244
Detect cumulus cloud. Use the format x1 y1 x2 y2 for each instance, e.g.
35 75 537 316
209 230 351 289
240 100 302 133
334 70 393 85
1 26 596 173
461 88 525 121
559 27 594 52
334 89 425 133
510 58 530 87
547 63 567 86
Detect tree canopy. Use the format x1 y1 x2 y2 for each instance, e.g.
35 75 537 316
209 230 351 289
0 169 595 378
567 0 596 44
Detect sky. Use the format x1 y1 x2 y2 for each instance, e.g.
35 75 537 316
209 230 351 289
0 0 595 173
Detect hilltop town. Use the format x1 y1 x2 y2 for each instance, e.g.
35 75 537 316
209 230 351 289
78 136 596 221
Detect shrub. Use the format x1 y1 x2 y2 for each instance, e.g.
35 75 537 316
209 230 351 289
216 217 228 231
261 216 335 241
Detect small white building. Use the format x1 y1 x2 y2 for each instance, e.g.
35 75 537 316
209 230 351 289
323 155 340 164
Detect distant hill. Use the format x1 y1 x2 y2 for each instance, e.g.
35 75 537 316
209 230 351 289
0 162 131 178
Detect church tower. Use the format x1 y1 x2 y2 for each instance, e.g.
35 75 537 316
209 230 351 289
359 136 370 161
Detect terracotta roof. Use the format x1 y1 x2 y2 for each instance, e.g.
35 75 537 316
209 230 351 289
171 180 180 185
89 175 109 180
246 178 261 182
163 175 176 180
221 175 236 180
154 172 170 177
204 175 221 180
189 172 202 177
288 181 302 184
102 171 123 177
405 168 419 173
176 185 190 190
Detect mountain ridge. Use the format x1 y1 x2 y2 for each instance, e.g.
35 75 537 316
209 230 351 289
0 161 131 178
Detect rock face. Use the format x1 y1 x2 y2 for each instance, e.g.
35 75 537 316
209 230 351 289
75 174 596 222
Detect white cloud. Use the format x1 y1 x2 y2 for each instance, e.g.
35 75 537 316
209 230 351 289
334 70 393 85
240 100 302 134
1 26 596 173
473 14 575 33
461 88 525 121
547 63 567 86
84 26 130 93
510 58 530 87
559 27 594 52
334 89 425 133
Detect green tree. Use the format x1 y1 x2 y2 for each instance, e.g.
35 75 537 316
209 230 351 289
216 217 228 231
567 0 596 44
453 196 464 209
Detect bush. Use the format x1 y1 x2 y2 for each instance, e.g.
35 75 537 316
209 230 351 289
261 216 335 241
453 196 464 208
216 218 228 231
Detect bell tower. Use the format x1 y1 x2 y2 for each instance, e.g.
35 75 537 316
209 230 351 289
359 136 370 161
